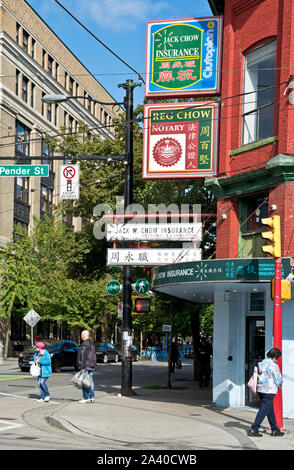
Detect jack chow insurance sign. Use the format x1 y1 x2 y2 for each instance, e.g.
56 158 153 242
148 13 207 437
145 17 222 98
143 101 219 179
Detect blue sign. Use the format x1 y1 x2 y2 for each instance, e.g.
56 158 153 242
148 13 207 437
145 17 222 98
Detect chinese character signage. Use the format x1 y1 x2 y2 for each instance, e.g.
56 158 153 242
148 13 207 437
145 17 222 98
151 258 292 287
143 102 219 179
107 248 202 266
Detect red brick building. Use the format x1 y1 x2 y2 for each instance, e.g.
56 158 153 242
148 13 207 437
207 0 294 261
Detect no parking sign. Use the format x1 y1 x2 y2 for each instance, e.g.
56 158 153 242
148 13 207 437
60 164 80 200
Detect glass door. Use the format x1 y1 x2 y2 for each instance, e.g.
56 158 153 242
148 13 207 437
245 316 265 406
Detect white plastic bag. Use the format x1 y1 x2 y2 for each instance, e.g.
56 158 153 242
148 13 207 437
247 366 258 395
71 370 83 387
30 361 40 377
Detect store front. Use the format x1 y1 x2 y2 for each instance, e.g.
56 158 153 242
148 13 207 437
151 257 294 418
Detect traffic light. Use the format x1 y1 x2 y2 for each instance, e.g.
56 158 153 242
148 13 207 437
261 215 281 258
271 278 291 302
133 298 151 315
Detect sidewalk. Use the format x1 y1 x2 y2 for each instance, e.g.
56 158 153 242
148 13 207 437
1 359 294 450
49 385 294 451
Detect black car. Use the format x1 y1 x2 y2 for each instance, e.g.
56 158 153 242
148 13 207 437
96 343 119 363
113 343 140 362
18 340 80 372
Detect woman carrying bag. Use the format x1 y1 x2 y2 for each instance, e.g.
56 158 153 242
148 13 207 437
34 341 52 402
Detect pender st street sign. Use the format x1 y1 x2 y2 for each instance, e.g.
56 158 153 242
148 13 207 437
145 17 222 98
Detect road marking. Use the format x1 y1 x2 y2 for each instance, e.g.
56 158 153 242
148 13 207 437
0 392 59 404
0 419 24 432
0 376 30 381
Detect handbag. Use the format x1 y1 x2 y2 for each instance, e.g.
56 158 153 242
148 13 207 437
247 366 258 395
30 361 41 377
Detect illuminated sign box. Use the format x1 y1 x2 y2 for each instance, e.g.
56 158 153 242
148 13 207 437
145 17 222 98
143 101 219 179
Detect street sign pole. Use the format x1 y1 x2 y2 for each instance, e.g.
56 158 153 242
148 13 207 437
119 79 141 396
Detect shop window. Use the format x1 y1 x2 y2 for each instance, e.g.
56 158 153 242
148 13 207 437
250 292 265 311
242 40 276 145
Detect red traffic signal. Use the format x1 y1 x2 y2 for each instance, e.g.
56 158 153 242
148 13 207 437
134 298 151 313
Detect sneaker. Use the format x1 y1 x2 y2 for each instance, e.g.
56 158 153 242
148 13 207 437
78 399 90 404
44 396 50 402
248 429 263 437
37 399 44 403
271 430 285 436
89 398 95 403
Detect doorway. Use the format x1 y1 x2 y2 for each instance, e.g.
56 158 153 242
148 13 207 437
245 316 265 405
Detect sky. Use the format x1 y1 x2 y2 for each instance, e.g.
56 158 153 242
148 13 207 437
26 0 213 108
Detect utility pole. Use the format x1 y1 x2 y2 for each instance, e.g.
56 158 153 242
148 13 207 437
118 79 141 396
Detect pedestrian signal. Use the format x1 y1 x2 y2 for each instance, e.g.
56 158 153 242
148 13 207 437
261 215 281 258
133 298 151 314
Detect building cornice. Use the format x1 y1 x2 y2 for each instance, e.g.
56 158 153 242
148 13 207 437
205 154 294 198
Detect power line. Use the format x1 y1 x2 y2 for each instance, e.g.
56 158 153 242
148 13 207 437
53 0 144 84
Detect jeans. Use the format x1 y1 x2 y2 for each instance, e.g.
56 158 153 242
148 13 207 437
252 393 279 432
38 376 50 400
82 370 95 400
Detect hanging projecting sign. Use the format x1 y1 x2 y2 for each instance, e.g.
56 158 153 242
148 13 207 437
60 164 80 200
145 17 222 98
107 248 202 266
143 101 219 179
107 223 202 241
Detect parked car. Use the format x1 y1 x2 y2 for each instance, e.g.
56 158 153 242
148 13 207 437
18 340 80 372
182 344 193 359
96 343 119 363
113 343 140 362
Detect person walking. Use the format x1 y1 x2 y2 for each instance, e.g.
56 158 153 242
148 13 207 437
76 330 96 403
170 341 179 373
198 337 212 388
34 341 52 403
248 347 284 437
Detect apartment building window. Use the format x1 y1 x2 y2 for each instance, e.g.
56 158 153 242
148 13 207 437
55 63 59 81
68 115 73 134
31 83 35 107
242 40 276 145
16 69 20 96
22 30 29 52
42 49 46 68
31 38 35 59
54 104 58 126
22 76 28 102
15 177 29 203
64 111 68 128
16 121 30 158
64 71 68 89
16 23 20 44
47 102 52 122
48 55 53 75
41 185 53 216
69 77 74 95
42 143 54 171
42 92 45 115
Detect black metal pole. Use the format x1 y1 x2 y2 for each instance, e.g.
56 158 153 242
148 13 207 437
121 79 135 396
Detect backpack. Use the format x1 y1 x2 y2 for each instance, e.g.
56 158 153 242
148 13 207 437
247 366 258 395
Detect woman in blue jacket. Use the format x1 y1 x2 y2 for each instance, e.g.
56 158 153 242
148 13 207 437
34 341 52 402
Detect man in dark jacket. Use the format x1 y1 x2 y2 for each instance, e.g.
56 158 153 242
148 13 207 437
198 337 212 388
76 330 96 403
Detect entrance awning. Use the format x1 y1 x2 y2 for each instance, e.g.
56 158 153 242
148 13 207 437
151 257 292 303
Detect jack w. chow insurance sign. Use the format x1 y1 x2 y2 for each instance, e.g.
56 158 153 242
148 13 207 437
145 17 222 98
143 102 219 179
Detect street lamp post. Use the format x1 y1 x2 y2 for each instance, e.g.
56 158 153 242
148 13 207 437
42 79 141 396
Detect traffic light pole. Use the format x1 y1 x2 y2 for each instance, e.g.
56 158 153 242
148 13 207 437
273 256 283 430
119 79 140 396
